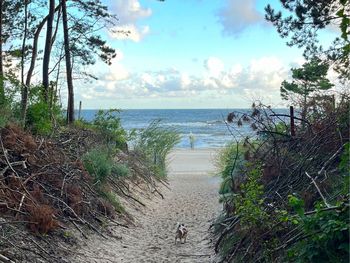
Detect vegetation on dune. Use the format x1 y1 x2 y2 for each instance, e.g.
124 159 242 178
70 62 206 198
213 1 350 261
134 120 181 178
0 0 348 262
214 99 349 262
0 109 179 261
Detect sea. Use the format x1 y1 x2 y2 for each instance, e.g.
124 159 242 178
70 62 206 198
78 109 274 149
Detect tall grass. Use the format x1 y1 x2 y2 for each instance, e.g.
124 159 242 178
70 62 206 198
216 141 245 196
134 120 180 177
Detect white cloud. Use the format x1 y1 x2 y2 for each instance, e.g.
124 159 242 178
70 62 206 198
110 24 150 42
82 56 289 103
108 0 152 42
100 53 130 83
109 0 152 24
205 57 225 78
217 0 263 36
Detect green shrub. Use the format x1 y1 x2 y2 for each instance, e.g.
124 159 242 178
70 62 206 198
27 102 52 134
82 148 112 185
112 163 129 178
233 163 267 227
82 148 129 214
0 106 12 128
287 196 349 263
26 85 62 134
73 119 93 129
92 109 127 150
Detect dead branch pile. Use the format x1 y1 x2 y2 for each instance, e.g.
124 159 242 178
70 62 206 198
214 97 350 262
0 124 165 262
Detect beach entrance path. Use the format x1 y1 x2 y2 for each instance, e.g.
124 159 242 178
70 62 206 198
73 149 221 263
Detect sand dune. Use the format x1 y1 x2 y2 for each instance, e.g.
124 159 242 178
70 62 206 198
73 149 221 263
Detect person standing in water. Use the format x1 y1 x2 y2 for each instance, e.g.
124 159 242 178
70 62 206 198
189 132 195 149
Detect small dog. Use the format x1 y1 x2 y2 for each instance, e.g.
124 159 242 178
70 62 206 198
175 223 188 244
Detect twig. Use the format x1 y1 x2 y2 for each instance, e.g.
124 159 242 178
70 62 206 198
0 254 15 263
28 236 52 257
10 161 27 169
151 188 164 199
318 144 346 176
18 193 26 212
176 253 211 257
304 205 340 215
37 138 44 150
0 135 20 177
108 179 146 207
305 172 331 208
61 138 72 144
70 219 88 239
84 220 108 240
0 166 8 176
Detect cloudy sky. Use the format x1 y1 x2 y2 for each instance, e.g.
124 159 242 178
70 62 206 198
75 0 336 109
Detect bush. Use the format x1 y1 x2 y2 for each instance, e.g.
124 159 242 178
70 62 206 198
92 109 128 150
82 148 112 185
26 85 62 135
73 118 93 129
27 102 53 134
214 101 350 262
82 148 129 213
112 163 129 178
287 196 349 263
233 163 267 227
0 106 12 128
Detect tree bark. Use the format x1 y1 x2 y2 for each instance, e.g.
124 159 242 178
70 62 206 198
26 3 62 87
42 0 55 102
62 0 74 123
0 0 4 105
21 0 29 123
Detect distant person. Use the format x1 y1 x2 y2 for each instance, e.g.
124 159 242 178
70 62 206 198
189 132 195 149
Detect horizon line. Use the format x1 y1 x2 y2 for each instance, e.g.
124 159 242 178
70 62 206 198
73 107 289 110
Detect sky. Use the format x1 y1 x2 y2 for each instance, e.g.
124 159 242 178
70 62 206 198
74 0 337 109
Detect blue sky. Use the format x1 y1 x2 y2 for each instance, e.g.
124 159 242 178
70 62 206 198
75 0 337 109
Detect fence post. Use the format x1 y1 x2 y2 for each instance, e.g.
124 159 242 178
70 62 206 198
290 106 295 136
78 101 82 120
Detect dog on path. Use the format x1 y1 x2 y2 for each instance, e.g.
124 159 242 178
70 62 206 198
175 223 188 244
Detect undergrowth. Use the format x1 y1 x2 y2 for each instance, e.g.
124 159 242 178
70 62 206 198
82 147 127 213
214 101 350 262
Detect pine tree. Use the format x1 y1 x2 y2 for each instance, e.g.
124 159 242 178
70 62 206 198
265 0 350 79
281 58 333 119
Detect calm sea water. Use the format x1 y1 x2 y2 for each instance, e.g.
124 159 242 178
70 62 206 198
78 109 274 149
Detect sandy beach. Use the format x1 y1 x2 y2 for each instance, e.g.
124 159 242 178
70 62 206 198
72 148 221 263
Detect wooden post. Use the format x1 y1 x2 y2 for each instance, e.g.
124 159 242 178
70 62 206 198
290 106 295 136
331 94 335 110
78 101 82 120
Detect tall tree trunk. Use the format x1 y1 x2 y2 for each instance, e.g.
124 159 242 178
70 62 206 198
0 0 4 105
62 0 74 123
21 0 29 124
42 0 55 102
26 3 62 87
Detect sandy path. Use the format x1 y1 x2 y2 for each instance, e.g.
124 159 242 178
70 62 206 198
73 149 221 263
